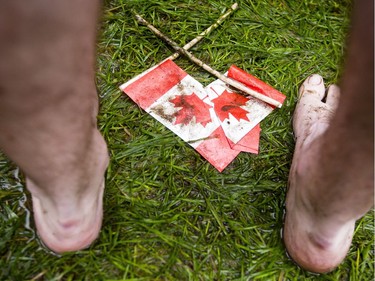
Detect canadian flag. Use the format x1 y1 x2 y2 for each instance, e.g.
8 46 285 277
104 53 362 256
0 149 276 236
120 59 285 172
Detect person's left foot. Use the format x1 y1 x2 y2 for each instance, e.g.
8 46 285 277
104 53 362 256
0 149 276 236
284 75 354 273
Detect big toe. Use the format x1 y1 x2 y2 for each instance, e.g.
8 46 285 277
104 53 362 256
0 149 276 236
298 74 325 100
293 74 330 141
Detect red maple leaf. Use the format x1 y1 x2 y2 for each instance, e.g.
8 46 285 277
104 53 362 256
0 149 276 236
211 90 250 122
169 93 212 126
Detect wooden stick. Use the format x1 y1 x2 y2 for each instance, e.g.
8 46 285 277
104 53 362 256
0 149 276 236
121 4 238 90
135 12 283 108
166 3 238 60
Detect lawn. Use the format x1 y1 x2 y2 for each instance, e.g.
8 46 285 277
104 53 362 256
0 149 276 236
0 0 373 280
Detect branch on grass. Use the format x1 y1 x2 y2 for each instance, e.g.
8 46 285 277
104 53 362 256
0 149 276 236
166 3 238 61
121 4 238 90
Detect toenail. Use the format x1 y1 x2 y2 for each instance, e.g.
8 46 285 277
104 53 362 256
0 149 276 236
308 75 322 85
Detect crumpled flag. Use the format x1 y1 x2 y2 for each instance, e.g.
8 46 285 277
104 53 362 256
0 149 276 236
120 59 285 172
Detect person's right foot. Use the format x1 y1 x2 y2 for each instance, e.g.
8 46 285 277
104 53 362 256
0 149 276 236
27 131 109 253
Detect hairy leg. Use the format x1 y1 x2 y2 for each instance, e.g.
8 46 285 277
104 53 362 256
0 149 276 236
284 0 374 273
0 0 109 253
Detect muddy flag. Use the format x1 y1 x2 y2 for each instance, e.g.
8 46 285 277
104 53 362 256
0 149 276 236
120 59 285 171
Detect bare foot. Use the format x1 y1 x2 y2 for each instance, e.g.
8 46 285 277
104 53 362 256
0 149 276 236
284 75 354 273
26 131 109 253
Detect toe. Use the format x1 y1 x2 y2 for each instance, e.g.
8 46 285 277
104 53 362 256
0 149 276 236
293 75 329 141
298 74 325 100
325 84 340 110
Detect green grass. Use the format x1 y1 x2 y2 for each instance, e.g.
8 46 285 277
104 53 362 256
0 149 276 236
0 0 373 280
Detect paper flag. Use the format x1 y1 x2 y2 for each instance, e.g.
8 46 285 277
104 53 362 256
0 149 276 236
120 59 285 172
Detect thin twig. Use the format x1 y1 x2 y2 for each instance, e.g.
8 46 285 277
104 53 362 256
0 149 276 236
166 3 238 60
135 12 283 108
120 4 238 90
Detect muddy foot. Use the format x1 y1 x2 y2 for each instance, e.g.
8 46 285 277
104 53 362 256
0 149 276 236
284 74 354 273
